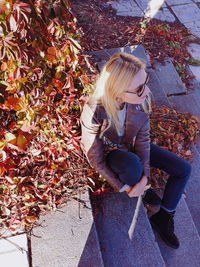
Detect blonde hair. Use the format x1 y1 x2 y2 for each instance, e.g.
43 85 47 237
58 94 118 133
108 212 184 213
91 52 151 130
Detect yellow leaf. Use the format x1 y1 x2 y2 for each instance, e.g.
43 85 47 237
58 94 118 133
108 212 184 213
16 134 27 149
0 140 6 149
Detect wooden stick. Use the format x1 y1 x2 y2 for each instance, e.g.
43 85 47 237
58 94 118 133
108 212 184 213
128 196 142 239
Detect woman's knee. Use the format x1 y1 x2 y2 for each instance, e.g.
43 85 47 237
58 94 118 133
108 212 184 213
123 152 143 175
119 153 143 186
107 150 141 169
106 150 143 185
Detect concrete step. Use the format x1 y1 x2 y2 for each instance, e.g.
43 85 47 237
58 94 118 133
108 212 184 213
0 233 29 267
184 145 200 235
92 192 166 267
153 197 200 266
153 58 187 95
31 189 104 267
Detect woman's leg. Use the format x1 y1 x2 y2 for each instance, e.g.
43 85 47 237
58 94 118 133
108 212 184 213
150 143 192 211
106 149 143 186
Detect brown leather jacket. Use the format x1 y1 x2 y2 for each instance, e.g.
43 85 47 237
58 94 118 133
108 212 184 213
80 99 150 192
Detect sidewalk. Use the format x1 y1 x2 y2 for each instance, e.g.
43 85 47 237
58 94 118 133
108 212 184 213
1 1 200 266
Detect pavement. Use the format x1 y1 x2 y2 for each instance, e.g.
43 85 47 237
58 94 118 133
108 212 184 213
1 1 200 267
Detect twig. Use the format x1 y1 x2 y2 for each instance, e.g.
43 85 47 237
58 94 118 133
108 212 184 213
2 236 27 253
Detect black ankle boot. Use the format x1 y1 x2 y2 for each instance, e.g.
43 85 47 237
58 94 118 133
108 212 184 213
150 208 180 249
142 188 162 206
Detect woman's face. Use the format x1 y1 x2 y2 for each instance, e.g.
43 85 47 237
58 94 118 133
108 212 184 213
121 69 150 105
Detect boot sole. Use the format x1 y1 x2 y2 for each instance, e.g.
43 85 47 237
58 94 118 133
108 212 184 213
150 220 179 249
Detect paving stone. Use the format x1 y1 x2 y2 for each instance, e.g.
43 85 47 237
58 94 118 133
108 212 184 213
184 20 200 38
93 192 165 267
188 65 200 82
153 197 200 266
31 190 104 267
148 71 168 98
187 43 200 61
184 146 200 235
153 59 187 95
171 4 200 23
109 0 137 13
124 45 150 66
134 0 149 9
108 0 168 18
166 0 193 5
185 65 200 89
107 0 142 17
150 7 176 22
0 234 29 267
135 0 167 10
117 9 143 17
168 93 200 118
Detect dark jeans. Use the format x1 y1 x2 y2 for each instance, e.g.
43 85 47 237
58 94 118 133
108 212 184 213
106 143 191 212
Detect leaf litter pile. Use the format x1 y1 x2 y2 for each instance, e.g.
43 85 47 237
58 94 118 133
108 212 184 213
0 0 97 234
0 0 199 233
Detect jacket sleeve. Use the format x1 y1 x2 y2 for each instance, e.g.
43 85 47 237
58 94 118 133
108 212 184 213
80 104 124 192
134 117 150 177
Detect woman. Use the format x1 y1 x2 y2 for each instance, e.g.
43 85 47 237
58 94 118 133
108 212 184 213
80 52 191 249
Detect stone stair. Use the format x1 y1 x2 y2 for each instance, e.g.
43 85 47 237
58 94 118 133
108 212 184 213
87 45 200 266
92 193 165 267
31 190 104 267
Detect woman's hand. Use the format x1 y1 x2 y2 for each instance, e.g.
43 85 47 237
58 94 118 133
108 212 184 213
125 175 151 197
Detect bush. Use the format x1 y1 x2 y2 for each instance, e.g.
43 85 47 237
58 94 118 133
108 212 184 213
0 0 95 233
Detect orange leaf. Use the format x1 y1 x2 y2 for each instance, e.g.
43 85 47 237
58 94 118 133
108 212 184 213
16 134 28 149
0 1 11 14
6 85 17 93
47 46 57 56
1 62 7 71
5 96 22 111
0 163 6 175
52 78 63 89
